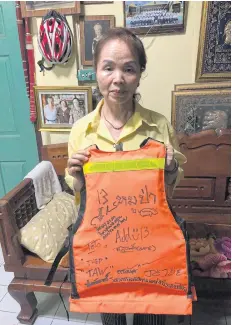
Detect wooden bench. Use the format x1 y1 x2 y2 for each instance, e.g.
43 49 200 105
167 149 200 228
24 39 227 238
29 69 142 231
0 129 230 324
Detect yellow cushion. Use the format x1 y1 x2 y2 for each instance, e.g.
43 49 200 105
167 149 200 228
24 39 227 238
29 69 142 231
19 192 77 263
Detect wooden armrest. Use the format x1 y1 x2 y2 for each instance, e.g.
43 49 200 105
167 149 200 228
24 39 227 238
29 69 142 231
0 178 31 202
0 178 38 269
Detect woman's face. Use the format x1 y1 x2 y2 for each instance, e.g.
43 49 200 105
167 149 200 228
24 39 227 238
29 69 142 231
61 101 67 109
47 97 53 105
96 39 141 106
94 25 102 37
73 99 80 108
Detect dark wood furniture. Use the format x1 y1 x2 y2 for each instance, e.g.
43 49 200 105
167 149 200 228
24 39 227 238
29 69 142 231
171 129 231 238
0 129 230 324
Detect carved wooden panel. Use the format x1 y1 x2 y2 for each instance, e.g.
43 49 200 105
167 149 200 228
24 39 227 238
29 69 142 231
170 130 231 229
172 177 215 199
41 143 68 176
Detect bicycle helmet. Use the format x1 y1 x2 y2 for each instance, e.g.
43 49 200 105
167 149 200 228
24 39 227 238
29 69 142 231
37 10 73 70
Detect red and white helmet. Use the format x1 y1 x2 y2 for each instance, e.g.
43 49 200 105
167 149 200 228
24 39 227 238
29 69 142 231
38 10 73 65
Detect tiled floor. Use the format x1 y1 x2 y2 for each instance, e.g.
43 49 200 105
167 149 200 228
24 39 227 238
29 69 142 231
0 246 230 325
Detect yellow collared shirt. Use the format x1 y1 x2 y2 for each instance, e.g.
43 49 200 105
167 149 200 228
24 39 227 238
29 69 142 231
65 99 186 202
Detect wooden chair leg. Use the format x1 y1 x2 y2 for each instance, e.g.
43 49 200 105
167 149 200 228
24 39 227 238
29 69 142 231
8 286 38 325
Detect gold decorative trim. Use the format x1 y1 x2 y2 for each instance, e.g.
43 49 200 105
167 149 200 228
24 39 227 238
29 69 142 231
175 81 231 91
195 2 231 82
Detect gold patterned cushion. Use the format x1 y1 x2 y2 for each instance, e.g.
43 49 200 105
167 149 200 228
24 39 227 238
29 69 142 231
19 192 77 263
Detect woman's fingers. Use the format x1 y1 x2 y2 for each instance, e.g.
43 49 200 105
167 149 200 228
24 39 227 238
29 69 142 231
68 151 90 166
68 156 87 167
69 166 82 173
67 149 91 177
73 150 90 157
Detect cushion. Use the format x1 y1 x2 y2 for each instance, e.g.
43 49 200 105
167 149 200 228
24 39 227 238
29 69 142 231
190 235 231 278
19 192 78 263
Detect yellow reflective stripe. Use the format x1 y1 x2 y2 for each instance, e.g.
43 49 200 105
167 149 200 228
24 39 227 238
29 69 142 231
83 158 165 174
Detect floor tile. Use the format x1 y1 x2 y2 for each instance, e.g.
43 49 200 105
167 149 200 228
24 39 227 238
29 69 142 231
34 316 53 325
226 315 231 325
165 299 228 325
126 314 134 325
191 300 226 325
223 301 231 320
35 292 61 318
0 293 20 313
86 313 102 324
0 285 7 302
0 265 14 286
0 246 4 266
54 296 87 322
52 319 88 325
0 310 19 325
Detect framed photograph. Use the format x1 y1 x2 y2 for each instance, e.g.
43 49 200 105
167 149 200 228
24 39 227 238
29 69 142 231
83 1 113 4
172 89 231 134
196 1 231 82
34 86 92 132
21 1 81 18
79 15 115 66
92 86 103 110
174 81 231 92
124 1 187 35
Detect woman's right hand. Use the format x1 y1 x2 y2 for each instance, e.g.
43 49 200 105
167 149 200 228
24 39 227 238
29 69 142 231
67 149 90 178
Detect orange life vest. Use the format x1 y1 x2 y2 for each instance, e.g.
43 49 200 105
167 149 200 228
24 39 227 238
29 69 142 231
69 138 196 315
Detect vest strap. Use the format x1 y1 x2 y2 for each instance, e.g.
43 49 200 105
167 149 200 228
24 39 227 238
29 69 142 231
45 239 69 286
83 158 165 174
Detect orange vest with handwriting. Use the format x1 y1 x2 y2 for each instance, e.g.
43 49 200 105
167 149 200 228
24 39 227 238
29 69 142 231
69 139 195 315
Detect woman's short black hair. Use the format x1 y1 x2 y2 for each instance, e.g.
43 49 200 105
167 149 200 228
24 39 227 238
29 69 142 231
93 27 147 73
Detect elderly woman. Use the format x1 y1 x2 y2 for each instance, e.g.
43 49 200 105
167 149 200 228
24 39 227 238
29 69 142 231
57 100 71 124
69 97 85 124
66 27 186 325
92 23 104 55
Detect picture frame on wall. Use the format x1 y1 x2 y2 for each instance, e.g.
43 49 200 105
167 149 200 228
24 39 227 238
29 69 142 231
124 1 187 35
78 15 115 66
21 1 81 17
83 1 113 4
171 89 231 135
34 86 92 132
195 1 231 82
174 81 231 91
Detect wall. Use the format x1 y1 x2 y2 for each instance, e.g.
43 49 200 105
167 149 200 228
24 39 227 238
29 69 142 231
31 1 202 145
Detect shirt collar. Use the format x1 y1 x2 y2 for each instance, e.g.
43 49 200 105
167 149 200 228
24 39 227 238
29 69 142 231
85 98 157 135
134 101 158 127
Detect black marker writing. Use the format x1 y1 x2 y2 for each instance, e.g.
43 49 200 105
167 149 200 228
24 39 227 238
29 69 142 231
91 207 105 227
139 185 156 204
112 277 187 292
85 272 111 287
86 267 109 277
97 216 127 239
86 258 104 265
115 226 150 243
97 189 108 205
86 239 101 253
115 243 156 253
139 208 158 217
144 268 182 278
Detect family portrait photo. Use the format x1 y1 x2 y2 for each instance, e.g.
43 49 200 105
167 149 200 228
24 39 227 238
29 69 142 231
79 15 115 65
34 87 92 131
124 1 187 35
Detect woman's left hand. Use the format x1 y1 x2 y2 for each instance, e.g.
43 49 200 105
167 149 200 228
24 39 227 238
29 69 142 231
165 144 176 172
